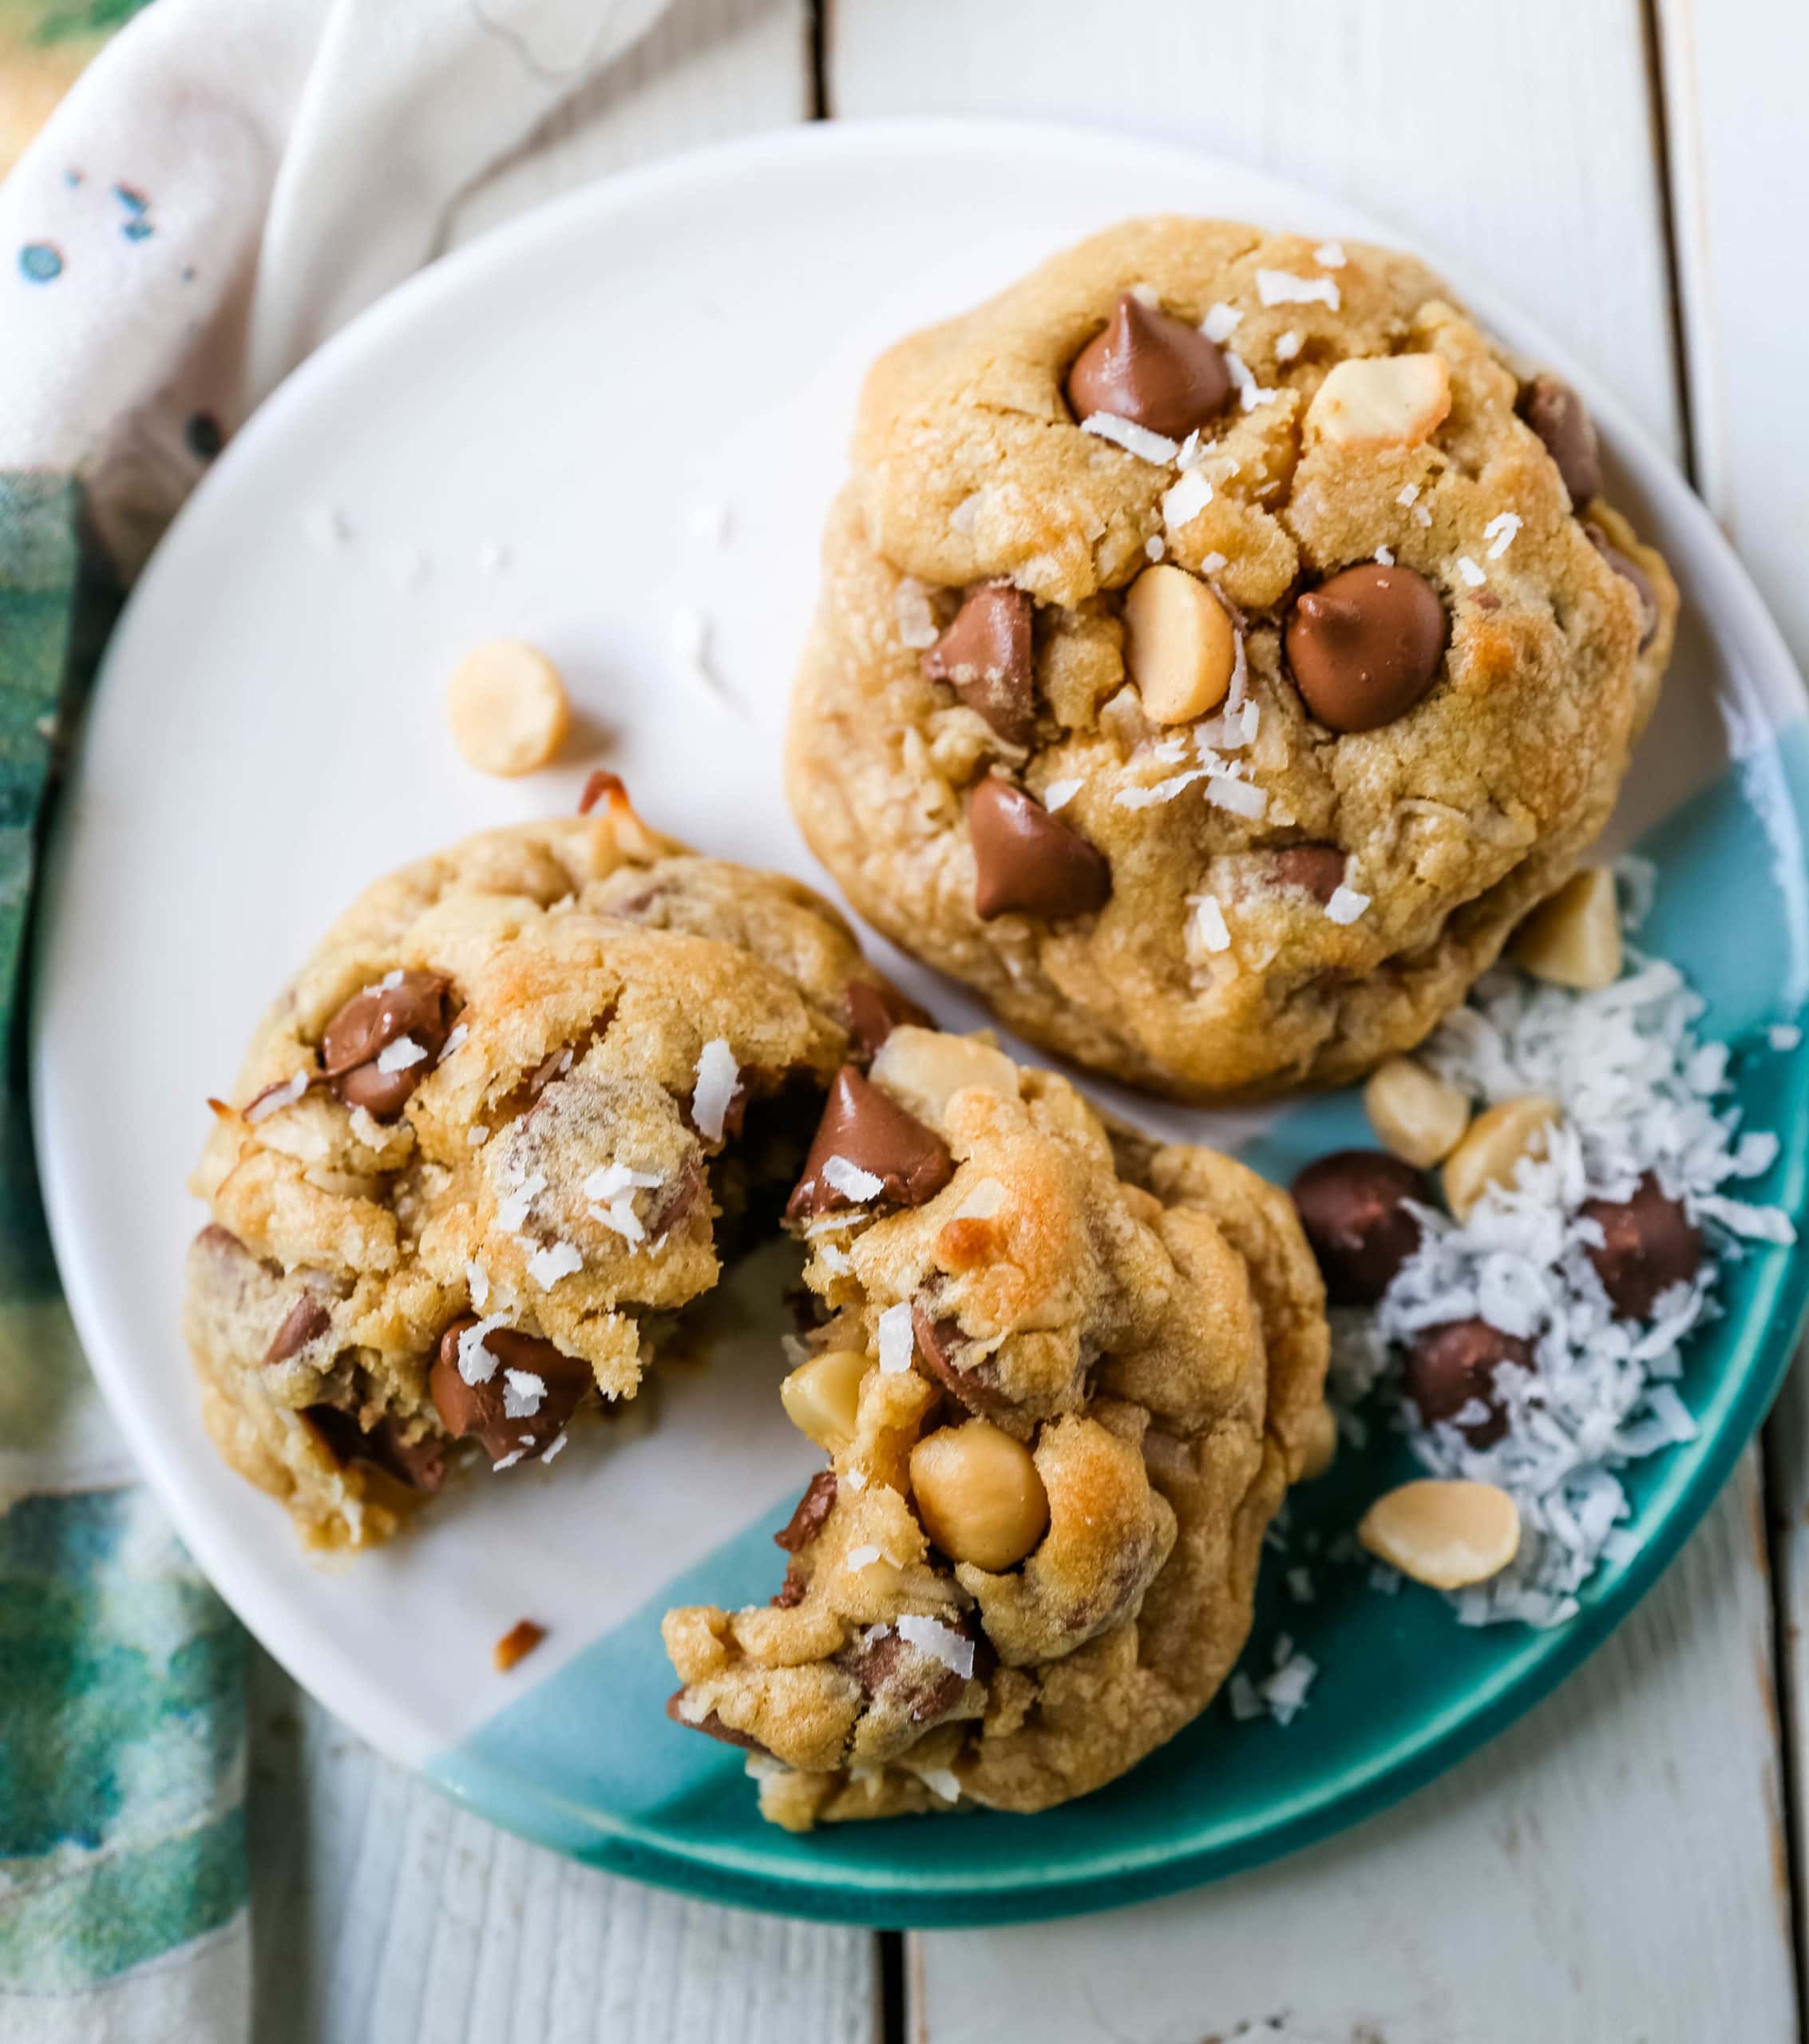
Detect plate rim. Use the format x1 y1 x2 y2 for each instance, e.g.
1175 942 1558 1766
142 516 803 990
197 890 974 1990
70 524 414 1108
29 113 1809 1926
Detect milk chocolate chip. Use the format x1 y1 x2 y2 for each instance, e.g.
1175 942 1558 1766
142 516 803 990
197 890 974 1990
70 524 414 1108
264 1295 331 1366
1274 845 1349 904
910 1302 1007 1416
1291 1150 1431 1305
925 584 1036 744
320 969 454 1119
969 774 1111 921
299 1404 446 1491
430 1318 593 1464
1519 374 1602 508
1066 293 1232 440
843 979 931 1059
1580 1174 1701 1318
774 1470 838 1552
666 1692 770 1753
1285 564 1448 732
1585 524 1661 651
1405 1319 1535 1447
785 1067 953 1219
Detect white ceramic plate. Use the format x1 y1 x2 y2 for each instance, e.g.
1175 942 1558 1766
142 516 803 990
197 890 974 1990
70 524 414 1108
31 121 1809 1924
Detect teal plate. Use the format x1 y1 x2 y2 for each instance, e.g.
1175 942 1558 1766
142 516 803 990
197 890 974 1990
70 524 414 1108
31 123 1809 1927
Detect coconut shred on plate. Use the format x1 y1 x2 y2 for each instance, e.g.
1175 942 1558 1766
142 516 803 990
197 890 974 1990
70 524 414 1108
1313 859 1795 1630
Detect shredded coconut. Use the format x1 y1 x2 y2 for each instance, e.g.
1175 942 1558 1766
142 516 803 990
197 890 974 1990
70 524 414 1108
1186 893 1232 955
467 1126 489 1147
1081 412 1181 465
691 1038 738 1142
896 1613 976 1679
1205 773 1268 821
244 1072 307 1124
877 1301 915 1375
540 1430 569 1466
1456 555 1486 588
1325 883 1371 925
438 1021 468 1064
582 1162 662 1203
527 1241 583 1289
1332 899 1795 1628
1483 511 1522 561
1256 268 1339 311
502 1369 546 1418
496 1170 547 1235
1374 544 1395 566
1413 504 1433 528
1225 351 1278 412
1162 467 1213 526
1144 534 1166 561
1396 482 1421 506
843 1545 885 1572
918 1768 962 1805
1314 240 1347 268
1201 549 1229 575
1201 302 1243 343
465 1259 489 1310
822 1155 885 1204
1273 329 1301 362
1043 776 1083 812
457 1313 509 1386
894 577 940 651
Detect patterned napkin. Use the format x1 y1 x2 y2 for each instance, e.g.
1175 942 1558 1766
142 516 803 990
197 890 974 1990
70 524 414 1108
0 3 670 2035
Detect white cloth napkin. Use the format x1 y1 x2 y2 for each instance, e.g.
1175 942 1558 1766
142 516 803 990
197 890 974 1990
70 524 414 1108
0 6 669 2038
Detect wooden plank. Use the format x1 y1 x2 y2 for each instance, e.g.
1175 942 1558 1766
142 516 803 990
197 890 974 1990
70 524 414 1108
1657 2 1809 2025
247 1652 878 2044
449 0 813 249
827 0 1681 454
244 8 881 2038
823 1 1799 2032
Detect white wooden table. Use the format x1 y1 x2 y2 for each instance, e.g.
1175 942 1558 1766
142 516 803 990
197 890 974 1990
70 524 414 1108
249 4 1809 2036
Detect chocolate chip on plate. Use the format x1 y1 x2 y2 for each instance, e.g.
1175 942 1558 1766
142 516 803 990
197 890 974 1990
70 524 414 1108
1066 292 1232 440
1518 373 1602 508
1274 844 1349 905
925 584 1036 744
430 1319 593 1464
1290 1150 1431 1306
785 1066 954 1219
1579 1174 1702 1318
1405 1318 1536 1447
1285 564 1448 732
1585 523 1661 651
320 969 454 1119
969 774 1111 921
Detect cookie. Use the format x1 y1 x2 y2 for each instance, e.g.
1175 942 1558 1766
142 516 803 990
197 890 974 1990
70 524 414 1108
786 216 1678 1102
663 1025 1330 1828
184 785 923 1548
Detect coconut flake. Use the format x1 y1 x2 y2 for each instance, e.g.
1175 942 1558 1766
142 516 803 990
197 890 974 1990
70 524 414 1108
1314 240 1347 268
918 1767 962 1804
540 1430 570 1465
691 1038 738 1142
823 1155 885 1204
467 1126 489 1147
1375 544 1395 566
1043 777 1083 812
374 1036 428 1079
895 577 940 651
1225 351 1278 412
1396 482 1421 506
457 1313 509 1385
437 1021 468 1064
244 1072 308 1124
1201 302 1243 343
589 1199 647 1246
1484 511 1522 561
1081 412 1181 465
528 1241 583 1290
503 1369 547 1418
1205 773 1268 821
877 1301 915 1376
1325 883 1371 925
1186 894 1232 955
1413 504 1433 528
1162 467 1213 526
1257 268 1339 311
1273 329 1302 363
1457 555 1486 587
465 1258 490 1309
954 1177 1007 1221
496 1170 547 1235
817 1242 853 1277
896 1613 976 1679
843 1545 886 1572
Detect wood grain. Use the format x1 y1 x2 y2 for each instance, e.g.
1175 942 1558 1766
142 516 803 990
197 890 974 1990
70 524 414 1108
824 2 1798 2031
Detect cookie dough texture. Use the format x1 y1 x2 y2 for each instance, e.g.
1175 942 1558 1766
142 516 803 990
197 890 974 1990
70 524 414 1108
786 216 1678 1101
663 1027 1329 1828
184 805 897 1548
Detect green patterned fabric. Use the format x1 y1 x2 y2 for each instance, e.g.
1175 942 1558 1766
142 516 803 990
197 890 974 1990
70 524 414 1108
0 473 248 2033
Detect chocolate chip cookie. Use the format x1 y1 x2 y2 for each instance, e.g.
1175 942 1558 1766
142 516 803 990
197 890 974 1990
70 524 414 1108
786 216 1677 1101
663 1026 1331 1828
184 783 923 1547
